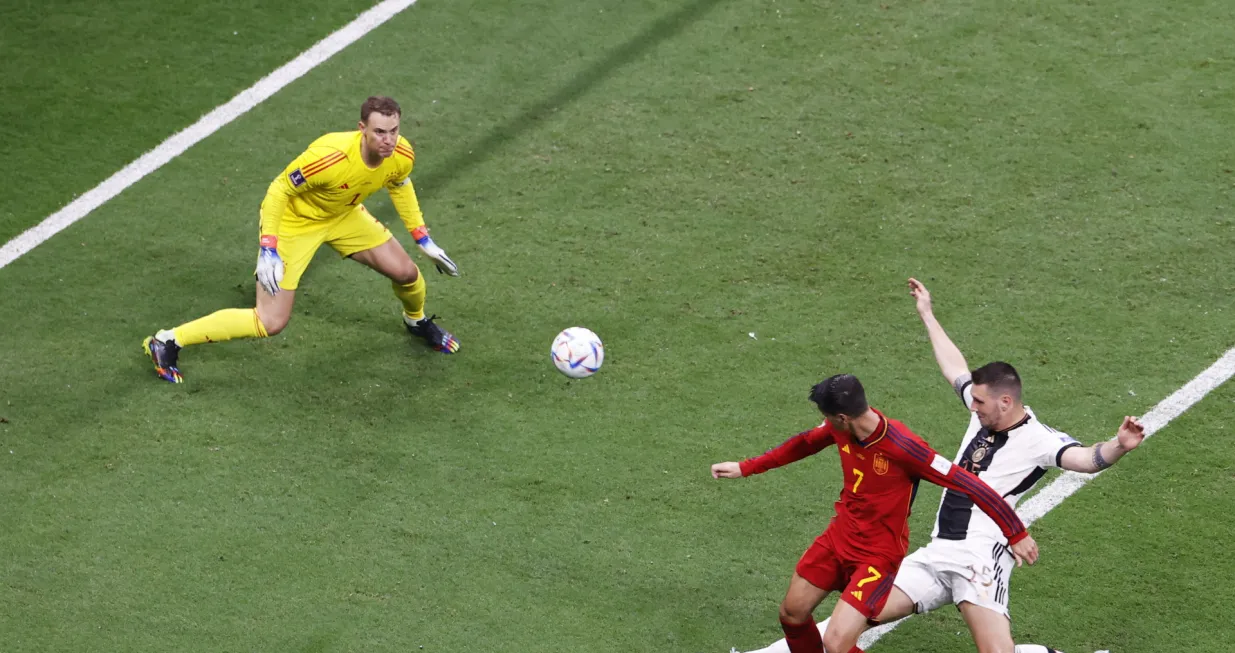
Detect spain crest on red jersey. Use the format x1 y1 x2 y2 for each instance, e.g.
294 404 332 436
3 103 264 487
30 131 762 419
873 452 890 475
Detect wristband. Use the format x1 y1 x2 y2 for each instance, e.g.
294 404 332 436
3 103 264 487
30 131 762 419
411 225 430 245
259 235 278 249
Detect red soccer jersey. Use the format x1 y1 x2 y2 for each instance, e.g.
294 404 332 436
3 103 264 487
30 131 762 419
739 409 1027 561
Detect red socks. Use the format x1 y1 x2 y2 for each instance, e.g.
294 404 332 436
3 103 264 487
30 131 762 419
780 618 823 653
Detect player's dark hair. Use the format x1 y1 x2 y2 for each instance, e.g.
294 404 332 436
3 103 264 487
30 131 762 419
360 96 402 123
971 361 1022 401
809 374 868 417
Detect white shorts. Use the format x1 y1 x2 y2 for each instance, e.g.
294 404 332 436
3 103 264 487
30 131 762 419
893 539 1014 618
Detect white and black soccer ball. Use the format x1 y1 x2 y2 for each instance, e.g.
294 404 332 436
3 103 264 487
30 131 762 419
550 327 604 379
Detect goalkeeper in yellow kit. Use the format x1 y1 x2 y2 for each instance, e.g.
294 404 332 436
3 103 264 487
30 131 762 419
143 96 459 383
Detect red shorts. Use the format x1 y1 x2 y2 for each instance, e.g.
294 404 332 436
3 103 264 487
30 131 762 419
795 530 901 621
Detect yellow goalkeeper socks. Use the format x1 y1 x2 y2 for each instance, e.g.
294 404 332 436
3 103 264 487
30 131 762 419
393 275 426 322
169 308 269 346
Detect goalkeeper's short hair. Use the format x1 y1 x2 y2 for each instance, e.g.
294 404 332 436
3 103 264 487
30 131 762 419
361 96 401 123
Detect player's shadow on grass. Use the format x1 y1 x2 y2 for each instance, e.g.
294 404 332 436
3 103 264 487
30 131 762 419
413 0 729 198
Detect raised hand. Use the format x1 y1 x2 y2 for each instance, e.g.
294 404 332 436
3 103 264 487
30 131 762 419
908 277 933 316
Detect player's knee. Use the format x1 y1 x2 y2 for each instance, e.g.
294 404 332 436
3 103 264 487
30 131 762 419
777 599 810 625
256 308 290 336
264 317 288 336
394 261 420 285
821 628 852 653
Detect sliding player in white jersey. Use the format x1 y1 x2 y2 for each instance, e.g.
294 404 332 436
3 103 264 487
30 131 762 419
741 278 1145 653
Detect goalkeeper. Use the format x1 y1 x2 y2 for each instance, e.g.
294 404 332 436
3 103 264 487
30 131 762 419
143 96 460 383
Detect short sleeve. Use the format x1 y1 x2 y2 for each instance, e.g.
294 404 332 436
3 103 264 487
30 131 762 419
953 372 974 409
1037 426 1081 468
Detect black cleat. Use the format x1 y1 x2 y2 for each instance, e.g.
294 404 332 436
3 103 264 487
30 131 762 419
142 335 184 383
405 315 460 354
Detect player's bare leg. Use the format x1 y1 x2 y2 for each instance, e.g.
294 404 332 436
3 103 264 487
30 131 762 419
255 285 295 336
349 236 418 283
142 281 291 383
871 585 916 623
743 617 867 653
778 573 829 653
958 601 1015 653
740 584 914 653
350 238 459 353
821 599 868 653
959 603 1064 653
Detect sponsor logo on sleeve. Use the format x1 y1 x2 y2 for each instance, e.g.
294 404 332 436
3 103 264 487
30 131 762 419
289 169 307 187
930 453 952 475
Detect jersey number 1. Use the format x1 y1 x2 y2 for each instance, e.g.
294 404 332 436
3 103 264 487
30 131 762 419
347 193 360 206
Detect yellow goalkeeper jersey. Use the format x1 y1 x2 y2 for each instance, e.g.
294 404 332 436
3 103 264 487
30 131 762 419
259 131 425 235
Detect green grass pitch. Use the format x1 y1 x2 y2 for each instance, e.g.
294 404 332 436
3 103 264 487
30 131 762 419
1 1 1233 651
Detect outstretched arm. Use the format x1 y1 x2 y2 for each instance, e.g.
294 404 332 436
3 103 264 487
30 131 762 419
1059 416 1145 473
711 426 836 479
908 278 970 389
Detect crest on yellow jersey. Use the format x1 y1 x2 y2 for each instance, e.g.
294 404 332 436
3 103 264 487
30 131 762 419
873 453 890 475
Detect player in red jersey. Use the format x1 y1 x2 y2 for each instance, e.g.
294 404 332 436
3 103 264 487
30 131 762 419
711 374 1038 653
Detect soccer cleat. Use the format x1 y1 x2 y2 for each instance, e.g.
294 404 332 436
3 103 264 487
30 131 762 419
142 335 184 383
405 314 460 354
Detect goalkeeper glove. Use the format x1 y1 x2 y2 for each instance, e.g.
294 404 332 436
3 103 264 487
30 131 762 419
255 235 285 295
412 226 459 276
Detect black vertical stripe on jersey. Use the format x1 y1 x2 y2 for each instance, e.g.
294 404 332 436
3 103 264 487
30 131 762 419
1003 466 1048 498
936 428 1010 540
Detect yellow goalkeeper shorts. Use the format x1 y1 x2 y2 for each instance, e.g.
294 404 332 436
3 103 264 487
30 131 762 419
264 204 392 290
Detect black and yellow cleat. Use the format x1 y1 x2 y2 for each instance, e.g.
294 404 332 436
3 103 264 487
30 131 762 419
405 315 460 354
142 335 184 383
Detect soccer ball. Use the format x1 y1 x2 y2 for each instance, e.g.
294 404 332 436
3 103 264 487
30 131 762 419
551 327 604 379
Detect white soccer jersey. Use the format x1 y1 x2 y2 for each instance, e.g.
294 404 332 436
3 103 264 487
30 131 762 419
929 376 1081 544
892 374 1083 617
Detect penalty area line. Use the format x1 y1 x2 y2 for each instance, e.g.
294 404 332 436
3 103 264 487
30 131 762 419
0 0 420 271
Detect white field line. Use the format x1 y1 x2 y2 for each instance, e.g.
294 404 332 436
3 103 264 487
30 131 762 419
0 0 419 270
855 346 1235 649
